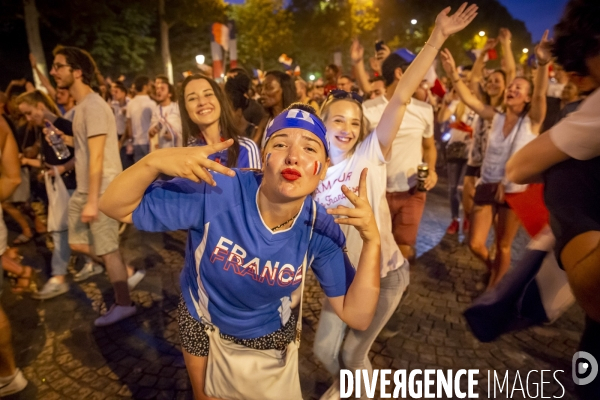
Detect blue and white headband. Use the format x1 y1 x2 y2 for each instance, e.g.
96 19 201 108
265 108 329 156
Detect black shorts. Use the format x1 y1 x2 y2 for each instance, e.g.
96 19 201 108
177 295 296 357
465 165 481 177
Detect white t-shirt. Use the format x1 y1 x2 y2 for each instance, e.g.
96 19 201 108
363 95 434 192
480 113 536 193
549 88 600 160
150 102 183 149
547 81 566 99
110 98 129 136
313 132 406 279
126 94 155 146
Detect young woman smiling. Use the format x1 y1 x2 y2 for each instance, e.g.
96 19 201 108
181 74 261 169
312 4 478 399
99 104 381 400
440 31 552 290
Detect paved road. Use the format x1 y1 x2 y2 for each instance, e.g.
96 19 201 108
2 178 584 399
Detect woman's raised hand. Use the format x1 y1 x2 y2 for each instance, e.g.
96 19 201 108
435 3 479 38
149 139 236 186
326 169 380 243
350 39 365 65
535 30 553 65
440 49 457 76
483 37 499 52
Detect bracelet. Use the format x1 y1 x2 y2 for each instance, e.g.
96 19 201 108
425 41 440 51
537 60 550 67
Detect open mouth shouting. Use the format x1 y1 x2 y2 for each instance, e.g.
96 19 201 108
281 168 302 181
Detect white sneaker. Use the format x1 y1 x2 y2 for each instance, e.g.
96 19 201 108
32 280 69 300
73 262 103 282
94 304 137 327
127 270 146 291
0 369 28 396
320 380 341 400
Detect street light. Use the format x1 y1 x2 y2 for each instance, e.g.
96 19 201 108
309 74 315 81
479 31 485 37
411 19 417 25
195 55 205 65
522 48 529 54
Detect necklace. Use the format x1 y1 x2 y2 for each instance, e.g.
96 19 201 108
271 212 299 231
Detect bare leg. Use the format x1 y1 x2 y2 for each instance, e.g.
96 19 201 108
468 204 495 270
0 305 16 377
1 202 31 238
101 250 131 306
490 206 521 289
462 176 476 220
182 349 221 400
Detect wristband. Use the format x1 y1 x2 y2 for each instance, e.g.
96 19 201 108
425 41 440 51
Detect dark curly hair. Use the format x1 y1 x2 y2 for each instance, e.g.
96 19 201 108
552 0 600 75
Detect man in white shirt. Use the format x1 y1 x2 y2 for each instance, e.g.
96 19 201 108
110 82 132 169
123 76 155 163
362 53 438 261
148 75 182 150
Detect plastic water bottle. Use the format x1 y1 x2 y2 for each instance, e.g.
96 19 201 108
44 121 71 160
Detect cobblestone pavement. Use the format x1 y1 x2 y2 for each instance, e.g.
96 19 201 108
3 177 584 399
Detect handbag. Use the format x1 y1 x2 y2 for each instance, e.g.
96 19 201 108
202 201 317 400
473 182 499 204
44 167 70 232
446 141 468 161
464 226 575 342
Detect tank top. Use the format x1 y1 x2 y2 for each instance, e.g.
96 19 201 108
479 112 536 193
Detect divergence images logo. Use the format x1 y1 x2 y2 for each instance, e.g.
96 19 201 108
572 351 598 386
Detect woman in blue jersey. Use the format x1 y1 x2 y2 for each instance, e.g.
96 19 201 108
312 4 478 399
181 74 261 169
99 104 381 400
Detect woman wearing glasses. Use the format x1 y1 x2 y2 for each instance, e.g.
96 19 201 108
312 4 478 398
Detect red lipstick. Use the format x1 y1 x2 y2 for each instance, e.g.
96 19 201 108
282 168 301 181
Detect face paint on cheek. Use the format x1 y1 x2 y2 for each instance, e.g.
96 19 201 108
313 161 322 176
265 153 271 166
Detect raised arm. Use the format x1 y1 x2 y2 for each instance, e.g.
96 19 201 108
376 2 479 157
471 37 497 91
0 117 22 201
350 39 373 94
529 30 551 133
99 140 236 223
440 48 496 120
30 53 56 100
498 28 516 83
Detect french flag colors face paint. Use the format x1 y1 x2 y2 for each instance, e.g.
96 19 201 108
313 161 322 176
265 153 271 166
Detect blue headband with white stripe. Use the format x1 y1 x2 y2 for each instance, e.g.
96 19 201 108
265 108 329 156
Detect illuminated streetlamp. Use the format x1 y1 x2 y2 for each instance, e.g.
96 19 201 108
478 31 485 37
195 55 205 65
309 74 315 81
411 19 417 25
522 48 529 54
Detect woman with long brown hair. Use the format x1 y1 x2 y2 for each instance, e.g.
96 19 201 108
181 74 260 169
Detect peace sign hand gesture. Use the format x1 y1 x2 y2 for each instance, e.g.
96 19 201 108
435 2 479 38
148 139 236 186
326 168 380 243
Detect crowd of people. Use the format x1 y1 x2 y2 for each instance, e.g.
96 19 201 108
0 0 599 398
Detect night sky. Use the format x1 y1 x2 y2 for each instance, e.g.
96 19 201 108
497 0 569 41
226 0 569 42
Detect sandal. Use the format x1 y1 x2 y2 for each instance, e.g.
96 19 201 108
12 233 33 245
10 266 37 294
2 255 37 294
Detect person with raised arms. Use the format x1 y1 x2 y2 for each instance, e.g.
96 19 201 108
312 4 478 399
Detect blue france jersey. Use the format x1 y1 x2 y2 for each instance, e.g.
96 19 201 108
188 136 261 169
132 170 354 339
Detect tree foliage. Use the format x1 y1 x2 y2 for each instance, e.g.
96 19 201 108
228 0 294 71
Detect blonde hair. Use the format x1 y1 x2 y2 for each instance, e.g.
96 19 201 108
319 97 369 155
16 90 61 116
